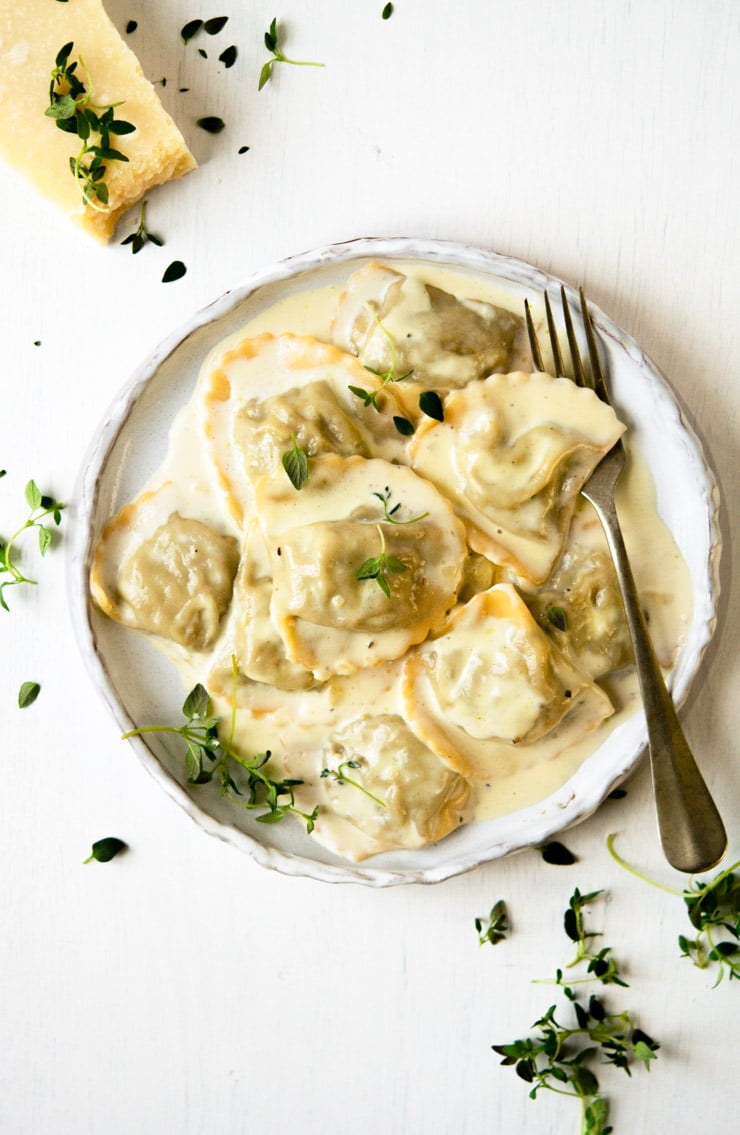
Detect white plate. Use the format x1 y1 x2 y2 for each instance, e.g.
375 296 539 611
67 238 721 886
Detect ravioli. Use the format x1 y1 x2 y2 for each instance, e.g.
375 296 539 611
201 332 411 524
318 714 469 856
401 583 614 779
333 262 523 389
254 453 467 678
90 492 239 651
409 371 625 583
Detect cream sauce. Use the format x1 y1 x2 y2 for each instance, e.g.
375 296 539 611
92 263 694 860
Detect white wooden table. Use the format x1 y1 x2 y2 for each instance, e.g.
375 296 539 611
1 3 738 1132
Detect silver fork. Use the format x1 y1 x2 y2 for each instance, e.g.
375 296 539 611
525 286 726 873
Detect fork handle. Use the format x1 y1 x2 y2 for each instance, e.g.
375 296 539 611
589 498 727 872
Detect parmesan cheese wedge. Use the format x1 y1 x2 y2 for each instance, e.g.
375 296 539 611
0 0 196 241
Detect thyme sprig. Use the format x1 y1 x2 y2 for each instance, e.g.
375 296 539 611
348 317 413 411
259 17 324 90
46 42 136 211
475 900 510 946
372 486 428 525
0 480 65 611
493 888 658 1135
120 200 163 254
356 523 407 598
607 833 740 985
122 664 318 833
320 760 387 809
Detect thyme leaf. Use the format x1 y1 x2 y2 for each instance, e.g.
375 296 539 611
84 837 127 863
18 681 41 708
282 434 309 490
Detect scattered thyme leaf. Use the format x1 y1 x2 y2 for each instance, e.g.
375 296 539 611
382 2 394 18
238 145 250 154
475 900 510 946
607 788 628 800
541 840 578 866
162 260 187 283
258 16 324 91
120 200 163 254
204 16 229 35
198 48 208 59
393 415 414 435
46 44 136 211
196 115 226 134
219 45 238 68
1 480 65 610
126 20 137 34
18 680 41 709
121 661 318 833
83 837 127 863
320 760 387 809
607 833 740 986
282 434 309 490
181 19 203 43
545 605 568 631
419 390 444 421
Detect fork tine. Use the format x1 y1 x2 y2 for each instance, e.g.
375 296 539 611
579 286 610 403
544 292 566 377
560 285 588 388
524 298 545 372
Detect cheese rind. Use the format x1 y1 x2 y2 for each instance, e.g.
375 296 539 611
0 0 196 241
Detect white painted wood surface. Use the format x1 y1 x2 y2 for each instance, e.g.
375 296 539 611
0 2 738 1132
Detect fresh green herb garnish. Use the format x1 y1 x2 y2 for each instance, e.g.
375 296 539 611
393 415 414 436
196 116 226 134
372 486 428 525
84 837 127 863
382 3 394 18
0 480 65 611
181 19 203 43
493 888 658 1134
541 840 578 866
46 42 136 211
282 434 309 491
558 888 628 987
348 317 413 411
219 45 238 68
162 260 187 283
356 523 407 598
204 16 229 35
320 760 387 809
546 605 568 631
120 200 163 254
607 833 740 985
419 390 444 421
475 900 510 946
259 17 324 90
18 681 41 709
122 665 318 832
